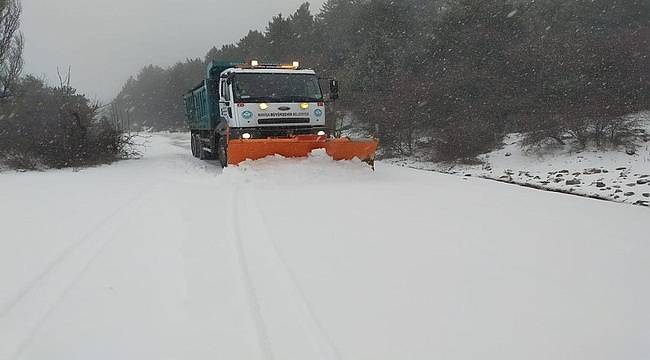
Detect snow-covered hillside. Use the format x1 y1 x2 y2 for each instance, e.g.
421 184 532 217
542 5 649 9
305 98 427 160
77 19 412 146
1 133 649 360
390 112 650 207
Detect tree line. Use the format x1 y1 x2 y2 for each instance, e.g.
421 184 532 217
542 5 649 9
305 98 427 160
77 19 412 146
118 0 650 159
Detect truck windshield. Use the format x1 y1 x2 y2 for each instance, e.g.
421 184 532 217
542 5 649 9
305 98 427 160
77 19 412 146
233 73 323 103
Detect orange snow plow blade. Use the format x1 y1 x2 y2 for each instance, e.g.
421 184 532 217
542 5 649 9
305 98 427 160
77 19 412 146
228 135 378 167
324 137 378 163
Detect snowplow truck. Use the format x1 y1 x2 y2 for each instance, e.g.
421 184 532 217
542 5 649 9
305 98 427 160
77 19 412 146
183 60 378 167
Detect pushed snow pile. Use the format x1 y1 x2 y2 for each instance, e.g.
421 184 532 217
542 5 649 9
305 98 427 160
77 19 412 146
223 148 376 188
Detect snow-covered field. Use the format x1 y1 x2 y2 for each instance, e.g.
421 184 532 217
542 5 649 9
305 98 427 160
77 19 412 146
1 133 649 360
390 112 650 207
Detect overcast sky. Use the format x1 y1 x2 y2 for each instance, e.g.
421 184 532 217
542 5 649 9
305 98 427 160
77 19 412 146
21 0 325 102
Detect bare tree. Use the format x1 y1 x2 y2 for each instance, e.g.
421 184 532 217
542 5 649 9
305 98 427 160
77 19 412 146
0 0 22 98
56 65 73 95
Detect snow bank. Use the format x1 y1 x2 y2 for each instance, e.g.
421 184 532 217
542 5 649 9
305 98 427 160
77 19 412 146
389 112 650 207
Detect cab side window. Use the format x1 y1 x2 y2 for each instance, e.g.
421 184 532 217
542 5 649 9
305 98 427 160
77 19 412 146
221 79 230 102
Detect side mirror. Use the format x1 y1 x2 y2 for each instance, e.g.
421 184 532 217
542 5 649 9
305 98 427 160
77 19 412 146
329 79 339 101
227 73 235 85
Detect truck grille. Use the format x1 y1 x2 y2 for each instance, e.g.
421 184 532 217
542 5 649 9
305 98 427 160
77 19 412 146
257 118 310 125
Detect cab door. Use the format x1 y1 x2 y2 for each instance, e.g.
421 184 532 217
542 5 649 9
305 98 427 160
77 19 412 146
219 77 234 127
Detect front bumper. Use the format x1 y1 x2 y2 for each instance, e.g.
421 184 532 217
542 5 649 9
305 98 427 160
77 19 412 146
229 126 328 140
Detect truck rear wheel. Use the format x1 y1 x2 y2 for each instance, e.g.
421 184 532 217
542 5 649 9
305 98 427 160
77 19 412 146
217 136 228 168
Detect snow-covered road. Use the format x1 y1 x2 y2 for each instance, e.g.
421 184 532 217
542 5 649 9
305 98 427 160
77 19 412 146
1 133 649 360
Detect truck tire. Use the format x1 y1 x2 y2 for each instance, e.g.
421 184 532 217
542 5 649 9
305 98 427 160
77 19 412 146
217 136 228 168
206 133 218 161
191 134 198 158
198 137 207 160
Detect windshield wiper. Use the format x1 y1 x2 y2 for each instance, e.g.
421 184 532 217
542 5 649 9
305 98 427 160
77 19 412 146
235 96 269 102
284 96 323 102
236 96 323 103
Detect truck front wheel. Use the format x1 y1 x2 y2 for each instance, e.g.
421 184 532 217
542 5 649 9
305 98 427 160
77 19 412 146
198 137 208 160
217 136 228 168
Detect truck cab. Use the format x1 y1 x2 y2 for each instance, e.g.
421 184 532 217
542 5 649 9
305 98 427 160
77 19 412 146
218 64 330 140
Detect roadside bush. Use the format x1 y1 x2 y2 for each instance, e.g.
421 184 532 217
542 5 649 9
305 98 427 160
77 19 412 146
523 114 643 150
0 76 138 170
432 119 504 161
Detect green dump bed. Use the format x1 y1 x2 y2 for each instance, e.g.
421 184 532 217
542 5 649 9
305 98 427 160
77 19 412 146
183 60 241 131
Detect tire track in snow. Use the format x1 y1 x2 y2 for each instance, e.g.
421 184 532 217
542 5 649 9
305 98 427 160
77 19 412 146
0 180 160 318
249 193 343 360
0 181 162 360
229 180 342 360
230 185 276 360
0 180 162 318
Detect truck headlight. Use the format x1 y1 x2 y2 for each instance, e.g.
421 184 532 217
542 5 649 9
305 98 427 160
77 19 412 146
300 103 309 110
242 133 251 139
317 131 326 136
259 103 268 110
